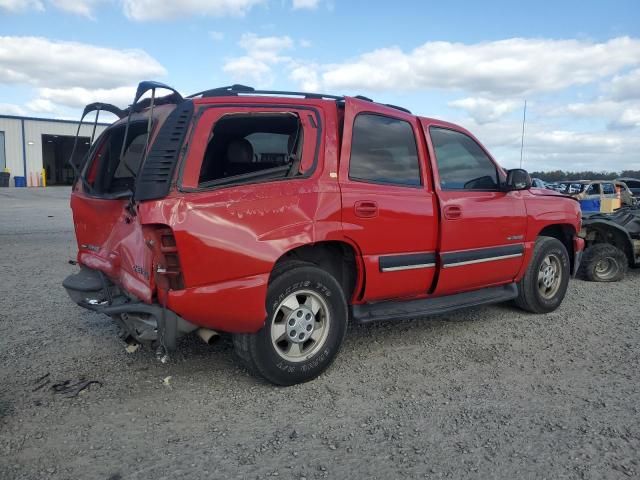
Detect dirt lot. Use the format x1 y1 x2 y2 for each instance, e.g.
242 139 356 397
1 187 639 480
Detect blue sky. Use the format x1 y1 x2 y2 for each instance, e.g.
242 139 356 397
1 0 639 171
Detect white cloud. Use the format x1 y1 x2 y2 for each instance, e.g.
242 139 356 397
0 0 43 12
0 103 27 115
290 64 320 91
49 0 102 18
122 0 264 21
521 127 640 170
550 100 623 119
209 31 225 41
464 116 640 171
292 0 319 10
544 97 640 131
0 36 166 89
610 106 640 129
306 37 640 96
609 68 640 101
26 97 57 113
449 97 521 124
223 57 273 84
238 33 293 61
223 33 294 86
34 86 136 109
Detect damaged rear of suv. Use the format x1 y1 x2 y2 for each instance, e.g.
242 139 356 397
64 82 197 352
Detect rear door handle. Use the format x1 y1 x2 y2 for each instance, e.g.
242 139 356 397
354 200 378 218
443 205 462 220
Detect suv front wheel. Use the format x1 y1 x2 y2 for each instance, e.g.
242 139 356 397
515 236 570 314
234 264 348 386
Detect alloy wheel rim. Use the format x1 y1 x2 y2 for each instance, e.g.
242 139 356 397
537 253 562 299
270 290 330 363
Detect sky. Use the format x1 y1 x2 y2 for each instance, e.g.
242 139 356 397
1 0 639 172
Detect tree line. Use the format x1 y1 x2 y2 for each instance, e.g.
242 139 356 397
529 170 640 182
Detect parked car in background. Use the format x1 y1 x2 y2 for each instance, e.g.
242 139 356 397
617 178 640 198
559 180 637 212
62 81 584 385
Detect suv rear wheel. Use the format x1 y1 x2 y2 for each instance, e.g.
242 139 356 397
233 264 348 386
515 236 570 314
579 243 627 282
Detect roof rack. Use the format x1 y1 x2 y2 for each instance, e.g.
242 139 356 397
187 84 412 114
188 84 344 101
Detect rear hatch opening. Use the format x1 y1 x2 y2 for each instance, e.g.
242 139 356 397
68 82 191 303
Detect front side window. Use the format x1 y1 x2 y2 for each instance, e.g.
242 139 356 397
349 114 421 187
198 113 305 187
430 128 498 190
602 183 616 195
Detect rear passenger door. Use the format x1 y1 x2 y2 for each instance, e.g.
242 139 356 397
339 98 438 302
423 123 527 295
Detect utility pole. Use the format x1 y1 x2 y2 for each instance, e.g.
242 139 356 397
520 100 527 169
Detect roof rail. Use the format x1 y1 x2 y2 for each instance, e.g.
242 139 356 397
384 104 412 114
352 95 411 114
188 84 344 101
188 84 412 114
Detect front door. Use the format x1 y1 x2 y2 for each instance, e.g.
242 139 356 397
339 99 438 302
422 122 527 295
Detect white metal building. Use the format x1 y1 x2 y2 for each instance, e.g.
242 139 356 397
0 115 109 186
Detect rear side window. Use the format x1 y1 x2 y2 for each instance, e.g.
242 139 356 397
198 113 305 186
430 127 498 190
83 121 148 195
349 114 421 187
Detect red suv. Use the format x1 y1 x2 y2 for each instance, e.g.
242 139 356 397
63 82 584 385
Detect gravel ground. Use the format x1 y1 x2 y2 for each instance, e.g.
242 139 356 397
1 187 639 480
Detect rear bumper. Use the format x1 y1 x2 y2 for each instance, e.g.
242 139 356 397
63 267 197 350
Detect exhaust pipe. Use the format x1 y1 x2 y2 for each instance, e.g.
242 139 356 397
196 328 220 345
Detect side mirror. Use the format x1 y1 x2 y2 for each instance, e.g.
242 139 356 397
505 169 531 191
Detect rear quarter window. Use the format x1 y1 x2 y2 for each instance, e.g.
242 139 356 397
198 113 306 187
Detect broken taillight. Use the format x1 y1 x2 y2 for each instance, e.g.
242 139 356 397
153 227 184 290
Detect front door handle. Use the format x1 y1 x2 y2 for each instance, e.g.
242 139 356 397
443 205 462 220
354 200 378 218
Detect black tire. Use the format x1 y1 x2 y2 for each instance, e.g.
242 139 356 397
578 243 627 282
515 236 570 314
233 265 348 386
